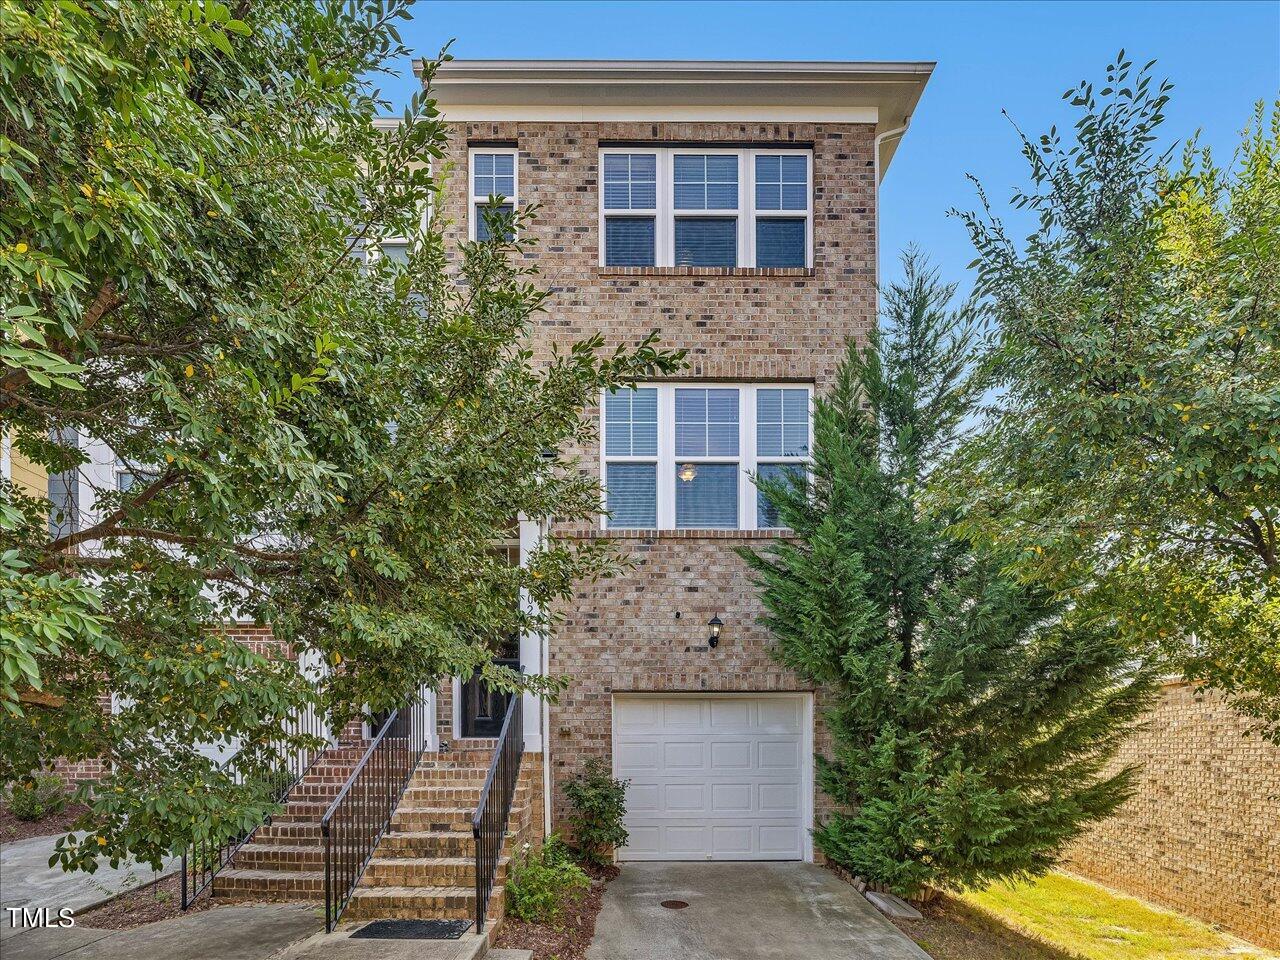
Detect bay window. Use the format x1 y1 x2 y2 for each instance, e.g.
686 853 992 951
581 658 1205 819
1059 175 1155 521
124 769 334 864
602 384 812 530
599 147 812 268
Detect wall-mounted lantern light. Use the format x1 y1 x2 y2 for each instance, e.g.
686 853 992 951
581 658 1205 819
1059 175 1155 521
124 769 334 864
708 615 723 649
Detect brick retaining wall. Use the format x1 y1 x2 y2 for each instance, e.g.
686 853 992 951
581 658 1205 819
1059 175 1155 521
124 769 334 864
1063 679 1279 949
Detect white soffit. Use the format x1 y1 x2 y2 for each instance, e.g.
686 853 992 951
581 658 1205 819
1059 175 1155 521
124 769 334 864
417 59 934 173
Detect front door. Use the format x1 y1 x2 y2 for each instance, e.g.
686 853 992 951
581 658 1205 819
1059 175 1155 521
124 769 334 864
461 645 520 739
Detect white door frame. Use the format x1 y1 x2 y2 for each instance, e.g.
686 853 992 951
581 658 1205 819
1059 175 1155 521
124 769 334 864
610 691 815 863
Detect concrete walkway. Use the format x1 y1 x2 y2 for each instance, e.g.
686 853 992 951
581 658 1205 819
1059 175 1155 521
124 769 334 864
0 904 320 960
587 862 934 960
1 833 177 923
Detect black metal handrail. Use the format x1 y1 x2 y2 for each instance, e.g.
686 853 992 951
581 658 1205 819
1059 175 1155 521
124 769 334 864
472 692 523 934
181 703 328 908
321 692 429 932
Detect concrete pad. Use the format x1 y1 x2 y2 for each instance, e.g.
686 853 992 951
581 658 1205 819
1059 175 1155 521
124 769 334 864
275 925 486 960
587 862 934 960
0 904 321 960
866 890 924 920
0 925 116 960
0 833 176 920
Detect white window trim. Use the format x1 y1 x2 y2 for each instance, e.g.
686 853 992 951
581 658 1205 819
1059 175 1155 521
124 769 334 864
600 383 813 531
468 146 519 242
599 147 812 269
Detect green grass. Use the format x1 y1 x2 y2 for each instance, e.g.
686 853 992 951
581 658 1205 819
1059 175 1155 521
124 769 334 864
956 871 1276 960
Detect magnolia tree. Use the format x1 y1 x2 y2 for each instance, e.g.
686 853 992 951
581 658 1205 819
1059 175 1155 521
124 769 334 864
951 56 1280 739
0 0 680 871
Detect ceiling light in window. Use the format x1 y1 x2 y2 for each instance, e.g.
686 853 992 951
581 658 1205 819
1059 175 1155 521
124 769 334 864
678 463 698 483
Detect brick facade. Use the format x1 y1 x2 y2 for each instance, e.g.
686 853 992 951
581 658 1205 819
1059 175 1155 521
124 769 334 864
437 120 879 843
1063 680 1280 950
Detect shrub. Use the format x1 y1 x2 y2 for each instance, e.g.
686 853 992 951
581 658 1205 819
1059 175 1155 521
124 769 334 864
564 757 629 866
7 773 69 821
505 835 590 922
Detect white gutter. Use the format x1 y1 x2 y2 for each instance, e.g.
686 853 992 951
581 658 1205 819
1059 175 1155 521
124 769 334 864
873 116 911 290
539 516 553 839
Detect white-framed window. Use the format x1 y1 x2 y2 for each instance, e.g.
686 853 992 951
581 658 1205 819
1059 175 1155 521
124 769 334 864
599 147 812 269
601 383 812 531
468 147 518 242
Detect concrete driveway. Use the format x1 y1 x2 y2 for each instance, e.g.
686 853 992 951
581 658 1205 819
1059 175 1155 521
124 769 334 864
587 862 933 960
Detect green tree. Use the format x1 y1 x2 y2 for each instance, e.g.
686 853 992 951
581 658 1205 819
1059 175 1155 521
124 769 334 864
952 55 1280 739
742 251 1155 897
0 1 681 872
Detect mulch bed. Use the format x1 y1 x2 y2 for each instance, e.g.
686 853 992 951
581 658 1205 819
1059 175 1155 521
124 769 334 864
494 863 619 960
74 873 222 930
0 798 90 845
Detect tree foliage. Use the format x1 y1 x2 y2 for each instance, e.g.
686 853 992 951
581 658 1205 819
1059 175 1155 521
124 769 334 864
0 0 681 871
743 252 1155 896
951 54 1280 738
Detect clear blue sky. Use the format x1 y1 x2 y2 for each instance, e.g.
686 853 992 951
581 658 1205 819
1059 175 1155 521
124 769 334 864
381 0 1279 294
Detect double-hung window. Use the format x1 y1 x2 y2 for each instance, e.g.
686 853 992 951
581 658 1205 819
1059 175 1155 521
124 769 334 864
469 148 517 241
602 384 812 530
602 153 658 266
599 147 812 269
754 388 810 528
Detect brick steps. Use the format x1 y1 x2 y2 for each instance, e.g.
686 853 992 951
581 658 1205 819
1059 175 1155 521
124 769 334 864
360 856 509 888
213 867 324 901
344 884 505 924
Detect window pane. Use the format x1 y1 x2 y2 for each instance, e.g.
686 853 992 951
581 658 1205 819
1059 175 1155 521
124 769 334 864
380 241 410 264
675 463 738 528
605 217 656 266
473 153 514 199
605 387 658 456
676 388 738 457
603 153 657 210
607 463 657 528
755 154 808 212
675 218 737 267
493 154 514 176
674 154 738 210
757 388 809 456
475 202 514 241
756 218 806 268
756 463 805 529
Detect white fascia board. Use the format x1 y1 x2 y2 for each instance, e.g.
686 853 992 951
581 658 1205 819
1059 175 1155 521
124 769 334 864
438 104 878 124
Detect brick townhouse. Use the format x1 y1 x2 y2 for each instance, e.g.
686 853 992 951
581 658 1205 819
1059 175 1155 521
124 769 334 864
426 59 932 865
36 59 933 929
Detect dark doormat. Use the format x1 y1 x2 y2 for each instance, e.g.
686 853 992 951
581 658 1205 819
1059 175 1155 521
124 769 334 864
350 919 473 940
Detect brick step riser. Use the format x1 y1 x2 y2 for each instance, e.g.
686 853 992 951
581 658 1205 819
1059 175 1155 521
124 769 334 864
231 847 325 870
398 787 531 808
212 877 323 900
344 892 504 924
361 860 507 888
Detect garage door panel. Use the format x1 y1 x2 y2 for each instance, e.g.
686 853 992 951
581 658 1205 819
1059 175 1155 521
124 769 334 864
758 739 802 769
710 782 752 811
615 695 807 862
758 698 803 732
661 740 705 769
708 699 752 729
663 783 706 812
709 739 752 769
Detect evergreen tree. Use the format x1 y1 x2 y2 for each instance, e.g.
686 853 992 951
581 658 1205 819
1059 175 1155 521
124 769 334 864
742 250 1156 897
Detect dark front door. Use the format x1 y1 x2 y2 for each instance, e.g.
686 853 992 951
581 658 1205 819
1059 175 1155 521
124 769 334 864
462 655 519 738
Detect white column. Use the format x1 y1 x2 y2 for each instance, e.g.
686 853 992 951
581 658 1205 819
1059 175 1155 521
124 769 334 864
518 515 545 753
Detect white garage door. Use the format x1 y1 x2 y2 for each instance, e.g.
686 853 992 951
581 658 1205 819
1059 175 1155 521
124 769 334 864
613 695 808 861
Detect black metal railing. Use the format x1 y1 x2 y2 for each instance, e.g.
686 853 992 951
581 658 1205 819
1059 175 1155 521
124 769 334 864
472 693 524 934
321 692 430 932
181 703 329 908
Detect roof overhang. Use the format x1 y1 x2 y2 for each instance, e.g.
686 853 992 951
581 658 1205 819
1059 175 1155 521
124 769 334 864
414 59 933 176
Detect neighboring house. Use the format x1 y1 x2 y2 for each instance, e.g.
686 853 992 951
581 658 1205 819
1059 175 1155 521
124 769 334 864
1 430 47 501
426 59 932 864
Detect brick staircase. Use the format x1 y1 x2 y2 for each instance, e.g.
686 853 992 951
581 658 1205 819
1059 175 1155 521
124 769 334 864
211 741 367 902
210 738 543 937
342 747 541 931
